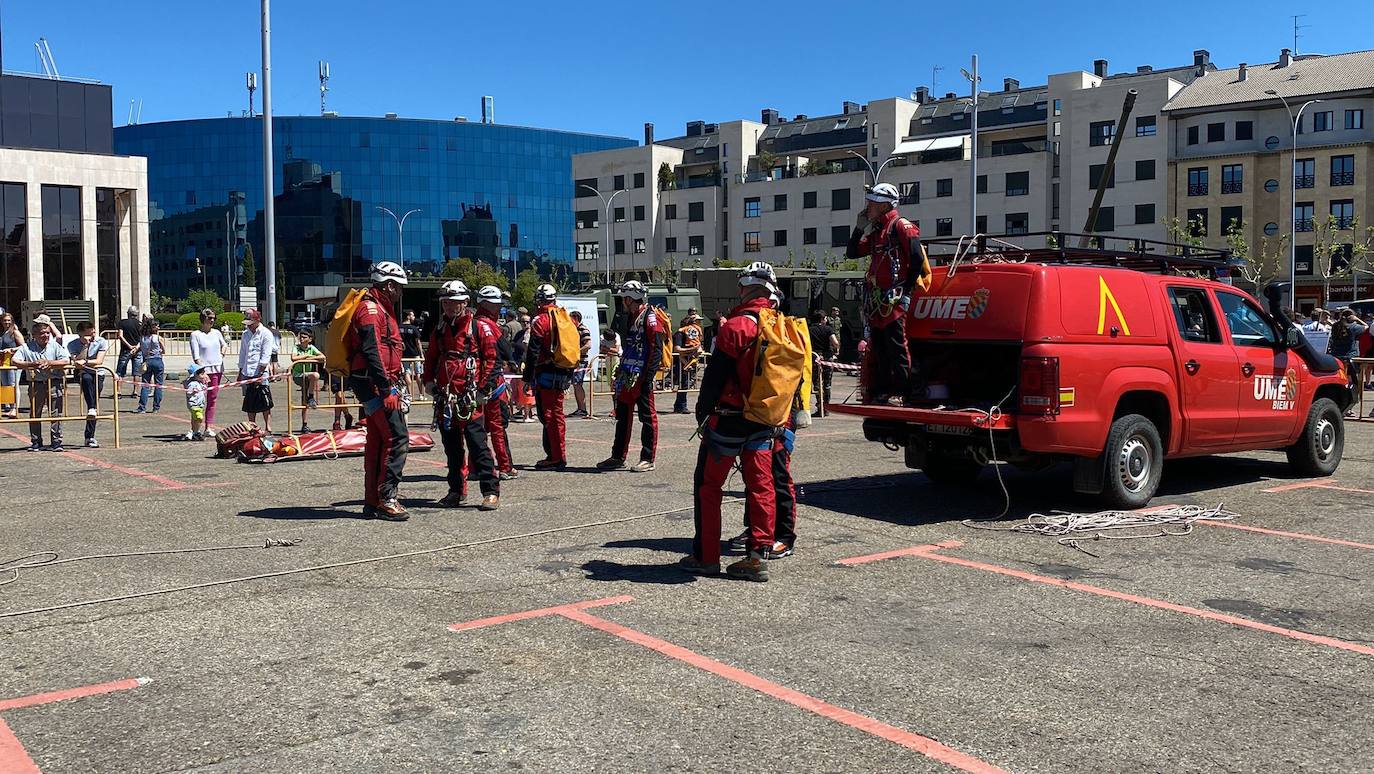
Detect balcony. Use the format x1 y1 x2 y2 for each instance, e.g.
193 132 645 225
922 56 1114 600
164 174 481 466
1331 171 1355 186
1221 180 1242 194
979 139 1049 158
1295 175 1315 189
1334 216 1355 229
1187 183 1208 196
1296 218 1314 232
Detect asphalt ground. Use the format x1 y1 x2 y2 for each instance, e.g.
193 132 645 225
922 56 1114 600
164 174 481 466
1 375 1371 773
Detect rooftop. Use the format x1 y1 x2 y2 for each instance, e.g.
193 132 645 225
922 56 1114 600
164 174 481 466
1163 49 1374 112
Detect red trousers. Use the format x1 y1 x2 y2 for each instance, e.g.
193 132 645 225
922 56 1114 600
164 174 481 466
352 379 409 507
534 385 566 463
611 381 657 463
692 416 775 564
484 398 513 472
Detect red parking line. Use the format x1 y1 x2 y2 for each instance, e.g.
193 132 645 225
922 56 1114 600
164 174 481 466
1261 480 1374 494
0 678 144 773
1202 521 1374 549
0 722 38 774
884 541 1374 658
451 597 1004 773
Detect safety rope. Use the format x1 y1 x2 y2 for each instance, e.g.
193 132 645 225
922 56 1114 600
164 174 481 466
961 503 1239 557
0 538 301 588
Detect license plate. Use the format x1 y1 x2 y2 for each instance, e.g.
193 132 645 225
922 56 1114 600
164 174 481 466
926 424 973 436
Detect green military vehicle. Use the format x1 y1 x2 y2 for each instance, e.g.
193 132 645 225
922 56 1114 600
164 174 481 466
680 268 865 361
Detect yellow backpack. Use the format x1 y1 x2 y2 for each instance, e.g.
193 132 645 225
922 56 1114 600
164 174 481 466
547 306 581 369
743 308 812 427
650 307 673 377
324 288 366 376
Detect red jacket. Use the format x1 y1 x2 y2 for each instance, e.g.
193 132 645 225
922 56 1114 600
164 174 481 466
347 287 403 389
695 295 774 419
423 311 501 395
848 208 931 327
522 302 572 377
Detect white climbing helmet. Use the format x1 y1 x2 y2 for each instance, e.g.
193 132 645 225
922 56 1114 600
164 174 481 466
535 283 558 304
738 261 778 290
865 182 899 205
369 260 409 286
438 280 469 301
476 285 503 305
617 280 647 301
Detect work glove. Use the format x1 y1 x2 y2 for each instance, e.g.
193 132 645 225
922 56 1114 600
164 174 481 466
854 211 870 232
382 389 402 413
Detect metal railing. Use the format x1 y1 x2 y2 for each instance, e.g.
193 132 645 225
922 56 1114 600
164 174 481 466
1221 180 1243 194
1295 175 1315 189
585 352 703 418
101 329 298 359
1296 218 1315 233
0 363 121 448
1187 183 1208 196
1331 171 1355 186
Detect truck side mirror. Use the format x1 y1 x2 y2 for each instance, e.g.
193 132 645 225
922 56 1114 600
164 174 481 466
1285 328 1302 349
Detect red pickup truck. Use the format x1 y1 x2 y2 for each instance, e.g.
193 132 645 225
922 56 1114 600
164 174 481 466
830 237 1352 508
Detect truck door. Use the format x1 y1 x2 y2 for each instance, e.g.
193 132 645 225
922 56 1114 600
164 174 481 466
1166 286 1238 447
1215 290 1299 445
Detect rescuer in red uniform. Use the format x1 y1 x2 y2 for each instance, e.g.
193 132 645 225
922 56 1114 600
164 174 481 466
846 181 931 404
598 280 663 473
475 284 516 479
522 283 572 469
347 261 410 520
423 279 501 511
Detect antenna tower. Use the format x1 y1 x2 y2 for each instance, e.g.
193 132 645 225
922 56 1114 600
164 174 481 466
318 60 330 115
246 72 257 117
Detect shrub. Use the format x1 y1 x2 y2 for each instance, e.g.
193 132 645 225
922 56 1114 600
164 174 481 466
175 312 202 331
154 312 181 328
219 312 245 331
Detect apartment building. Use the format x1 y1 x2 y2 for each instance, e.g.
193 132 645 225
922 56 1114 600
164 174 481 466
1163 49 1374 307
572 53 1213 278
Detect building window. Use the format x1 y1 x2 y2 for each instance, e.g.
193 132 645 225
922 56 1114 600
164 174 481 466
1221 164 1243 194
744 197 760 218
1053 98 1061 116
1346 109 1364 130
689 235 704 255
613 174 625 189
1135 116 1157 137
575 178 598 196
576 242 599 262
0 183 28 317
1051 182 1060 220
1053 121 1061 137
936 178 953 197
803 191 817 209
830 225 850 247
1135 203 1156 225
1294 158 1315 189
575 209 599 229
633 172 645 188
614 239 625 255
665 237 677 253
1089 163 1115 190
633 205 645 221
1186 208 1207 237
1135 159 1156 181
1236 120 1254 141
1295 244 1314 275
1187 167 1208 196
688 201 704 222
1005 213 1029 235
899 182 919 205
41 185 82 300
1331 155 1355 186
976 175 987 194
935 218 953 237
774 194 787 212
743 231 761 252
665 204 678 220
976 215 987 233
1093 207 1114 232
1005 171 1029 196
803 227 817 245
1331 199 1355 229
634 238 646 254
774 229 787 247
1187 126 1199 145
1313 111 1333 132
1294 202 1314 232
1207 122 1225 142
1089 120 1115 146
613 207 626 223
1220 206 1244 235
831 188 851 210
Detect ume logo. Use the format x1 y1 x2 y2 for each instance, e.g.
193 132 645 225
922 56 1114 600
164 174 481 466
912 288 991 321
1253 370 1297 410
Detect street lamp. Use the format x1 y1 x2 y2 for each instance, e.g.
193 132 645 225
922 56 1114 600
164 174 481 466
376 206 420 264
845 150 900 185
1265 89 1323 307
578 184 627 284
961 54 981 235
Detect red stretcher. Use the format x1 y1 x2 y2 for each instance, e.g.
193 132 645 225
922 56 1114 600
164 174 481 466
222 426 434 463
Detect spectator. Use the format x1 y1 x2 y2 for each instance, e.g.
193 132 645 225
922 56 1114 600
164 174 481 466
0 310 24 419
266 321 282 377
238 309 275 432
399 309 422 395
115 306 143 398
10 316 68 451
503 309 523 343
1301 308 1332 355
600 326 621 390
220 320 232 340
1328 308 1368 416
68 321 109 448
291 327 325 433
671 310 703 414
135 319 166 414
190 308 229 433
182 363 210 441
568 309 594 418
809 311 839 412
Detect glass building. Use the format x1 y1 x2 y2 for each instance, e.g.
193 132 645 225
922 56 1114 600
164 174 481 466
114 116 633 304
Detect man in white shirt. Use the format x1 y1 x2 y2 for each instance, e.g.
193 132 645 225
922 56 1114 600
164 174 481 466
237 309 276 432
1301 309 1331 355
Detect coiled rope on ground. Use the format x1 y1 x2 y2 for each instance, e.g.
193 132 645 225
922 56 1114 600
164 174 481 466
961 503 1239 556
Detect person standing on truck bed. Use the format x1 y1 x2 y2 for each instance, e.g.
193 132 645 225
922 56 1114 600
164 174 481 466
846 182 931 405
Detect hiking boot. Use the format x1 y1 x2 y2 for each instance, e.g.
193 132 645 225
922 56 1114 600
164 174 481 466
726 551 769 582
534 458 567 470
597 457 626 471
727 528 751 552
567 408 586 418
375 500 409 521
479 494 500 511
85 438 100 448
300 424 312 434
498 469 519 480
677 555 720 576
361 504 377 519
27 443 43 452
764 541 794 560
629 460 655 473
437 492 466 508
48 444 66 454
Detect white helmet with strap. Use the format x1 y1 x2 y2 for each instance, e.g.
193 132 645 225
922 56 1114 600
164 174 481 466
476 285 503 305
738 261 778 289
535 283 558 304
617 280 647 301
438 279 469 301
369 260 409 286
865 182 900 205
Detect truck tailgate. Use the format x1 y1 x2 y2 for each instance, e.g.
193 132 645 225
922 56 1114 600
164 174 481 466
826 402 1017 431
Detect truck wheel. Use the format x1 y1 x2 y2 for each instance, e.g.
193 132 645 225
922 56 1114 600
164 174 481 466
1285 398 1343 477
922 455 983 486
1100 414 1163 509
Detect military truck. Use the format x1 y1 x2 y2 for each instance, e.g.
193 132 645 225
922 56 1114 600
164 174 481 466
681 267 866 361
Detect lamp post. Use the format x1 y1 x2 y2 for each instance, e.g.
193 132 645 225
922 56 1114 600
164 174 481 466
1265 90 1323 308
845 149 899 185
578 184 626 284
961 54 981 235
376 206 420 263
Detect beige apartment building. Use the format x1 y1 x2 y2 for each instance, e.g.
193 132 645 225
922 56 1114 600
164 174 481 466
1163 49 1374 308
572 53 1216 278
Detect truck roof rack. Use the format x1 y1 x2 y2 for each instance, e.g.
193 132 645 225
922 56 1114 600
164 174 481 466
922 232 1240 279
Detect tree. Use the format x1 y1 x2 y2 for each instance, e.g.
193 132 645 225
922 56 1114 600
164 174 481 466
711 257 746 268
1223 221 1284 294
511 267 541 311
1311 214 1371 304
241 243 257 289
801 158 827 177
1165 216 1208 253
657 162 676 191
149 289 175 314
651 255 682 288
440 258 510 292
275 261 286 324
755 150 779 179
178 289 228 315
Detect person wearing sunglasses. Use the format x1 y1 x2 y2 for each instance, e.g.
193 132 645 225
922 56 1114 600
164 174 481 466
190 308 230 433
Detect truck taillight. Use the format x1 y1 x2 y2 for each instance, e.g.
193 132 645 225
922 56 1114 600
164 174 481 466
1019 356 1060 416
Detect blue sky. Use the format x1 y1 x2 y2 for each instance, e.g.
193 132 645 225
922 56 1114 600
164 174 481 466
4 1 1372 140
